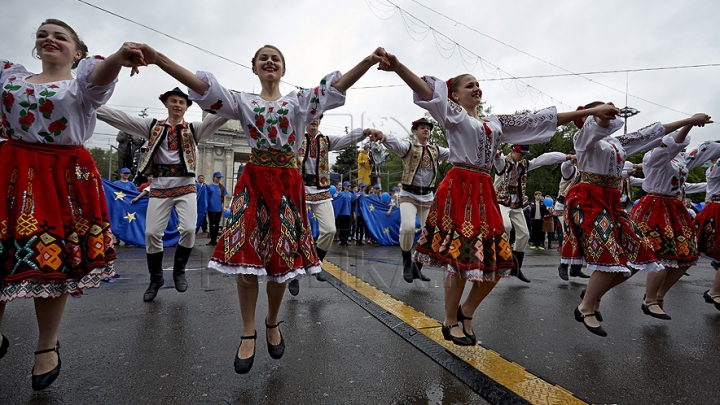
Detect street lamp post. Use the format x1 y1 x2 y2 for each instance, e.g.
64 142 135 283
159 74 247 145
618 106 640 134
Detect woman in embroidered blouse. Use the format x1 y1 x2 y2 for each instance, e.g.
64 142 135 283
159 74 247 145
694 155 720 313
0 19 144 390
630 119 713 320
131 43 384 373
565 102 711 337
373 49 617 346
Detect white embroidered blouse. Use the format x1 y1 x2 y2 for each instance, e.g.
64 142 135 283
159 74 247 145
414 76 558 170
0 56 115 145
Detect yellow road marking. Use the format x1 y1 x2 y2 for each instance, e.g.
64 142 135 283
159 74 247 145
323 261 589 405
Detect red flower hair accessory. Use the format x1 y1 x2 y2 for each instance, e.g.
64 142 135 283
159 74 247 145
512 145 522 153
574 106 586 129
446 78 453 97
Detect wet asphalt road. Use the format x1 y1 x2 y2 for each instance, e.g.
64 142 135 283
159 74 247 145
1 237 719 404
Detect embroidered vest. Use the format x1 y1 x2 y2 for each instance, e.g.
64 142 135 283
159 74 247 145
558 167 581 198
494 158 528 208
298 133 331 188
401 144 439 187
138 119 197 176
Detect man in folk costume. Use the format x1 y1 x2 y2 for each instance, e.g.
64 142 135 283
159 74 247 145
97 88 227 301
493 145 571 282
287 114 369 296
379 118 449 283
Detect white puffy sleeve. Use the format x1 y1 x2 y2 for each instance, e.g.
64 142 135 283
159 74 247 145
413 76 465 130
293 71 346 123
75 55 117 110
497 107 558 145
617 121 666 156
560 160 576 180
188 71 243 121
527 151 567 171
0 60 28 82
643 134 690 170
685 141 720 171
574 117 624 152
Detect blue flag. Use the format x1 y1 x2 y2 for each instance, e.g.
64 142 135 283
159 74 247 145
102 179 187 247
358 197 421 246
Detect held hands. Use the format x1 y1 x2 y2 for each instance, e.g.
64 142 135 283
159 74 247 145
111 42 149 77
373 47 398 72
688 113 713 127
365 128 386 143
592 103 621 120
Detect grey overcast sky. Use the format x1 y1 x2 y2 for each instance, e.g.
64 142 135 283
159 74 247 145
4 0 719 150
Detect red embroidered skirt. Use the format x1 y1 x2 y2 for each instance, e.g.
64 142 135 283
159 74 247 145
630 194 698 268
561 174 661 273
208 151 320 282
0 140 116 302
694 201 720 260
414 166 513 282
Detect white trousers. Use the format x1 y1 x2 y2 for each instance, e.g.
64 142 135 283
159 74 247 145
499 205 530 253
399 201 431 251
309 200 336 251
146 193 197 254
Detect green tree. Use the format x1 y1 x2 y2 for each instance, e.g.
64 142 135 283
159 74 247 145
525 124 576 198
331 144 360 183
86 147 118 180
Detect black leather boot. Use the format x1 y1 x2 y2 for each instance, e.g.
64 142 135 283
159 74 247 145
570 264 590 278
511 251 530 283
402 250 414 283
315 248 328 282
143 252 165 302
558 263 569 281
412 261 431 281
173 246 192 292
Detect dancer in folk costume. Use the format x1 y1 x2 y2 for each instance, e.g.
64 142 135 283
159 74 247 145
694 149 720 313
564 101 711 337
555 154 592 280
98 88 228 301
377 117 449 283
0 19 144 390
374 49 617 346
631 118 714 319
287 115 370 295
493 145 571 282
134 42 386 373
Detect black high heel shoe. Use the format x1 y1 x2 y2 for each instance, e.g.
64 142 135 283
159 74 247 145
574 307 607 337
0 334 9 360
31 341 61 391
234 332 257 374
580 288 603 322
265 319 285 360
441 323 474 346
456 306 477 345
703 290 720 311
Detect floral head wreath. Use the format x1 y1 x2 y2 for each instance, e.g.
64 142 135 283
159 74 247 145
573 106 586 129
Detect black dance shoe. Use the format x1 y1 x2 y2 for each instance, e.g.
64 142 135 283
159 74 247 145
234 332 257 374
703 290 720 311
457 306 477 345
31 341 61 391
641 302 671 320
574 307 607 337
288 279 300 296
558 264 569 281
441 324 475 346
569 266 591 278
265 319 285 359
315 272 328 282
0 334 9 360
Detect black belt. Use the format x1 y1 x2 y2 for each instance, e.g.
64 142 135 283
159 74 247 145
402 184 435 195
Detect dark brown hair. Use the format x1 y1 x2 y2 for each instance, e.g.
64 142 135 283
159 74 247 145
36 19 88 69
